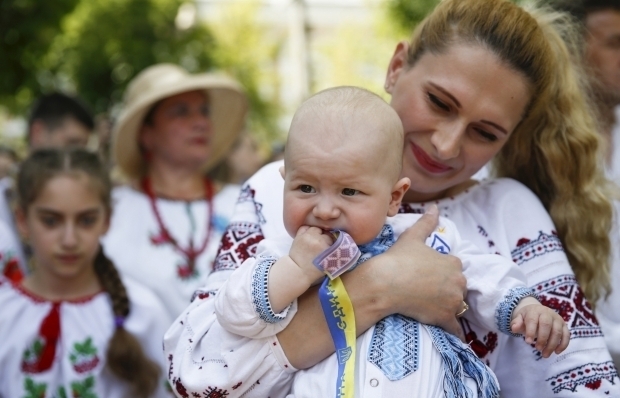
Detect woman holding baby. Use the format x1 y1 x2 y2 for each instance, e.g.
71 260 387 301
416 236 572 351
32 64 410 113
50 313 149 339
164 0 619 396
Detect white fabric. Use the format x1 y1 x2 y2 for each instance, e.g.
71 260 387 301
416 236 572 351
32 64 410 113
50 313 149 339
0 275 172 398
210 214 529 397
164 161 620 397
101 183 240 321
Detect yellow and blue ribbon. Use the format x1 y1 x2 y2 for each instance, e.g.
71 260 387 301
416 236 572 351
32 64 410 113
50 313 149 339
319 276 356 398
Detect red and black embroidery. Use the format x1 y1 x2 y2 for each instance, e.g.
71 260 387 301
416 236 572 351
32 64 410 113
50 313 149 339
203 386 229 397
398 203 424 214
535 275 603 340
511 231 563 265
546 361 617 393
172 377 189 398
461 318 498 360
213 222 264 271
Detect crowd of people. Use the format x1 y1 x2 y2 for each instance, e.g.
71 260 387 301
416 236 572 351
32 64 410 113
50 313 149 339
0 0 619 397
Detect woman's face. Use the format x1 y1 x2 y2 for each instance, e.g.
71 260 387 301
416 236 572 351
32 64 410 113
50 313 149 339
140 90 211 170
385 42 532 202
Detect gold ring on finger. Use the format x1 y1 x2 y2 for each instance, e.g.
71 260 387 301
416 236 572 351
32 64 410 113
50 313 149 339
456 301 469 317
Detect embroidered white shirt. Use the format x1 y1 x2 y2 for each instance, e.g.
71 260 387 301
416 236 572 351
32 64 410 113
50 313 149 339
164 161 620 397
101 184 240 321
0 276 172 398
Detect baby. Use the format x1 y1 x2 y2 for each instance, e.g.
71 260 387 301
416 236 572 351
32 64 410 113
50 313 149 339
214 86 568 398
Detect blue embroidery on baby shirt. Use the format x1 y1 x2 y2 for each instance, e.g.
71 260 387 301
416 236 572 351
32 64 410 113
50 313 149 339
495 286 537 336
359 225 422 380
429 233 451 254
357 224 395 265
368 315 420 380
251 256 288 323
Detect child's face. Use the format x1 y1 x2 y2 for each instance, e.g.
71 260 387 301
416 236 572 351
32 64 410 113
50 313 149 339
282 143 408 245
19 174 109 282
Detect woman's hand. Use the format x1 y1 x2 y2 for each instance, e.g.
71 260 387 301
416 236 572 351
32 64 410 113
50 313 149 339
277 206 467 369
373 205 467 339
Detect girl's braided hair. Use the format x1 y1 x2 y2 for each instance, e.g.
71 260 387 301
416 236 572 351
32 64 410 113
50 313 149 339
17 148 161 396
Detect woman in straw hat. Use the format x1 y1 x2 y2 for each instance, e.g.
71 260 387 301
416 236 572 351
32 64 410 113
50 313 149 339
101 63 248 322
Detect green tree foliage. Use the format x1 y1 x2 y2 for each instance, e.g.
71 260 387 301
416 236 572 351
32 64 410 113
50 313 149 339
0 0 81 112
48 0 217 114
387 0 440 35
387 0 528 34
207 1 284 143
1 0 283 147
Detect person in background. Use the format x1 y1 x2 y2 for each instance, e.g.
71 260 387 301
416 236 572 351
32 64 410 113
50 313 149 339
164 0 619 396
0 148 171 397
101 63 248 322
554 0 620 371
210 131 265 186
0 146 18 180
0 92 96 276
27 92 94 151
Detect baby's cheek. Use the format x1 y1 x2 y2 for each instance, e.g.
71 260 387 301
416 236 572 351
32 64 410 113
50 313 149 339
283 200 303 238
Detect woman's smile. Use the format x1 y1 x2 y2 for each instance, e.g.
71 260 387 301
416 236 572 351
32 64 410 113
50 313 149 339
411 143 453 174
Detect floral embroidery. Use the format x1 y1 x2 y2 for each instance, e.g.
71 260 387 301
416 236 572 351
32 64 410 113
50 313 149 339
1 251 23 283
70 338 100 374
21 338 45 373
203 386 229 397
22 377 46 398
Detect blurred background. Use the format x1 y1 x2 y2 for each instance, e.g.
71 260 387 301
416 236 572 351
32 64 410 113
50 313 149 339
0 0 526 160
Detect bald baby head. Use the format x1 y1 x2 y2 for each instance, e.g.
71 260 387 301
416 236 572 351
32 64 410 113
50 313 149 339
285 86 404 183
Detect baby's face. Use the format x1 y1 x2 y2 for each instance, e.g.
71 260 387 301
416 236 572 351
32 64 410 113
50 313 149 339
282 143 398 245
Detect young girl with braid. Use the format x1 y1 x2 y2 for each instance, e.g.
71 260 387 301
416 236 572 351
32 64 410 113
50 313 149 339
0 148 172 397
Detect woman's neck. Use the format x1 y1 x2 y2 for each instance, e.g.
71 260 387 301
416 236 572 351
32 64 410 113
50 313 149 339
22 264 101 302
403 179 478 204
146 159 207 201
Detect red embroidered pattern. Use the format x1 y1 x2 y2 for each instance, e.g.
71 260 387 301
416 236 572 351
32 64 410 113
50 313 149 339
511 231 563 265
535 275 603 340
214 222 264 271
546 361 617 393
461 318 498 359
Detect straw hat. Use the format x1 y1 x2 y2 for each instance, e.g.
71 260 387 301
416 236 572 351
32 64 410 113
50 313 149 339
112 63 248 181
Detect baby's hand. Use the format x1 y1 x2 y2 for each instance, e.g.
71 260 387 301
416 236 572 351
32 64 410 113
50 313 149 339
289 226 333 283
511 296 570 358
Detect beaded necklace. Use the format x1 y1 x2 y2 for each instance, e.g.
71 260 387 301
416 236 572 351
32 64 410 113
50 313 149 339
142 177 214 275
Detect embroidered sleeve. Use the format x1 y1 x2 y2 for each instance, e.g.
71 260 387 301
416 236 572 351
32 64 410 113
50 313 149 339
163 281 296 398
467 178 620 397
495 286 537 336
251 256 292 324
214 184 266 272
215 248 297 339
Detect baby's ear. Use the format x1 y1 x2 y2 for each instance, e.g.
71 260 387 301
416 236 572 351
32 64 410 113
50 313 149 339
279 165 285 180
388 177 410 216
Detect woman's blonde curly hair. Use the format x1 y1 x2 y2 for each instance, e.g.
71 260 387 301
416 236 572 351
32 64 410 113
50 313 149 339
407 0 614 306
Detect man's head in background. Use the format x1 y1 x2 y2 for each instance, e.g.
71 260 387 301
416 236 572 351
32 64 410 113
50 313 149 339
27 92 94 150
583 0 620 106
557 0 620 106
